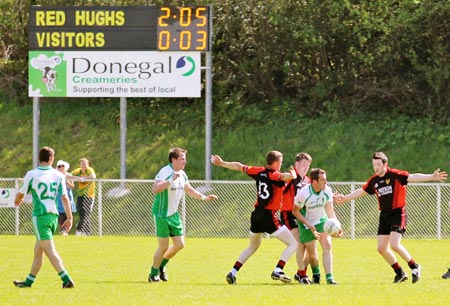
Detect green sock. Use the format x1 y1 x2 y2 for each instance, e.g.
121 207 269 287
160 258 169 269
326 273 334 282
24 274 36 287
312 266 320 275
58 270 71 284
150 266 159 277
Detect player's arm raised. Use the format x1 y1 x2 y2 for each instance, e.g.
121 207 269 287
408 168 448 183
210 155 244 172
280 165 297 181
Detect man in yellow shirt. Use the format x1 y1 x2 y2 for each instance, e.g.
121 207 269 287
70 158 96 236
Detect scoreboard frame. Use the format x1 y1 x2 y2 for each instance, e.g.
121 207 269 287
28 6 211 51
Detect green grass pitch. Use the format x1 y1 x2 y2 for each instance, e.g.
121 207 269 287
1 236 449 305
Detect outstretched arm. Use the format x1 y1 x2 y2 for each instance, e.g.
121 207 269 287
210 155 244 172
334 188 367 205
408 168 448 183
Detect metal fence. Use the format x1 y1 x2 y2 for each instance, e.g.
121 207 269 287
1 178 450 239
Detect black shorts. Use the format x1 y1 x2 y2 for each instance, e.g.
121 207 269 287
279 211 298 230
250 208 283 234
378 207 407 235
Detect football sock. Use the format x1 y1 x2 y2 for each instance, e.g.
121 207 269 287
298 269 307 277
326 273 334 282
407 259 418 269
160 258 169 269
232 261 243 271
391 262 404 275
58 270 71 284
150 266 159 277
24 274 36 287
312 266 320 275
275 260 286 271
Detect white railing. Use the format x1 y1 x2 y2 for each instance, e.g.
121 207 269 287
1 179 449 239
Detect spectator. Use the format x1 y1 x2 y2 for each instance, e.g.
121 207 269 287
56 160 76 235
69 158 96 236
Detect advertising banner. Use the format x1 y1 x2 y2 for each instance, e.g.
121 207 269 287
0 189 17 208
28 51 201 97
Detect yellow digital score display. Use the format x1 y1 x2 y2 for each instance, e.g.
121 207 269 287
28 6 211 51
157 7 209 51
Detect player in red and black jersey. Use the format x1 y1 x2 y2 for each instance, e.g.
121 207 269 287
211 151 298 284
281 152 312 284
335 152 447 284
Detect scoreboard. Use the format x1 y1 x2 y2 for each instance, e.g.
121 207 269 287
29 6 211 51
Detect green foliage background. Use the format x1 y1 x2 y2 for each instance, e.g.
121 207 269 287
0 0 449 180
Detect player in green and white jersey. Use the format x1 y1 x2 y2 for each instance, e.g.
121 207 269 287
13 146 75 289
293 168 342 285
148 147 218 282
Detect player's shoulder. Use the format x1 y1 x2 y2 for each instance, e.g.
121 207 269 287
244 165 264 174
324 184 333 193
180 170 188 180
53 169 65 179
366 173 380 183
388 167 409 177
298 183 312 195
155 164 173 179
71 168 81 175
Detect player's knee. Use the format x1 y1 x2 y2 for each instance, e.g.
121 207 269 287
174 241 185 251
377 246 387 255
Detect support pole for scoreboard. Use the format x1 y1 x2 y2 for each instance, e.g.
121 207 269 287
120 97 127 180
32 97 39 168
205 5 213 181
205 51 212 181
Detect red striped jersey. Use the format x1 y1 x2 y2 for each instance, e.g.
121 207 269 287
362 167 410 211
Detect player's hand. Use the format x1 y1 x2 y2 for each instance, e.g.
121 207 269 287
204 195 218 201
288 166 297 179
308 225 320 239
210 155 223 165
332 228 344 238
333 193 345 205
172 171 180 180
61 219 73 232
433 168 448 182
313 231 321 240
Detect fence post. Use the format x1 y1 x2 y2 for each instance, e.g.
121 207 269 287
350 183 355 240
15 179 19 235
98 179 103 236
436 184 441 240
